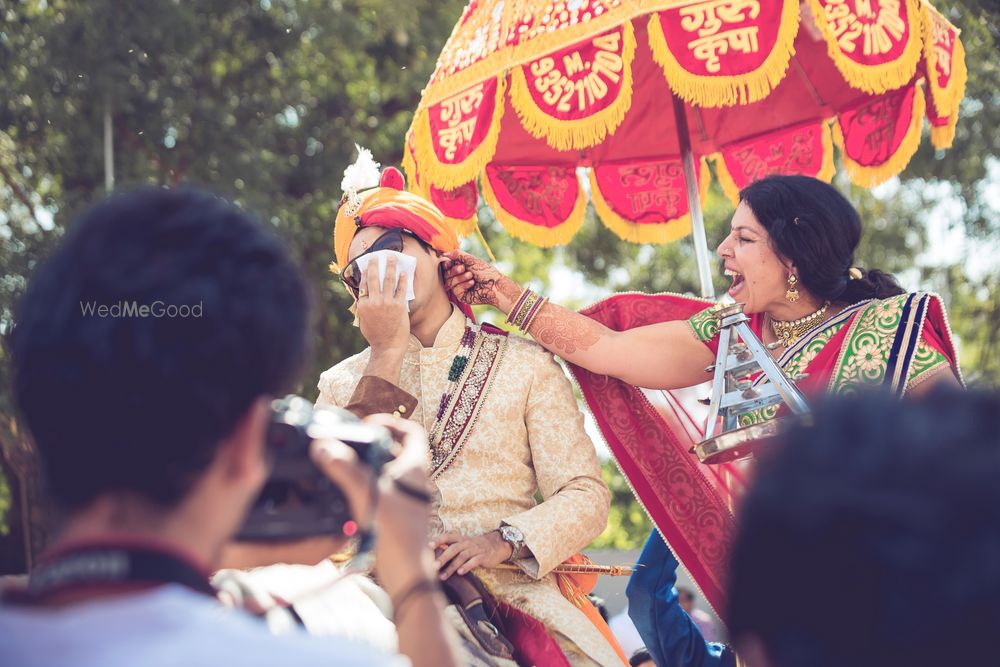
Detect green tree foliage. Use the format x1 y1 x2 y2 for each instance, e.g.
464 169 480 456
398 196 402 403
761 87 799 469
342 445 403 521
0 0 467 553
589 459 654 550
0 0 467 410
0 1 996 551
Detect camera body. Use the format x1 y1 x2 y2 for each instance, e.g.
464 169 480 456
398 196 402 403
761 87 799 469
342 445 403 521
237 396 395 541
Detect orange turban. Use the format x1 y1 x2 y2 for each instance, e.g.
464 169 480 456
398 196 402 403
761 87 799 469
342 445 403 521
332 165 474 320
331 167 460 274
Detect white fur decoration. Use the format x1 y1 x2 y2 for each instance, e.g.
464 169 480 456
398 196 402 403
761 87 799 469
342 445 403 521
340 144 381 194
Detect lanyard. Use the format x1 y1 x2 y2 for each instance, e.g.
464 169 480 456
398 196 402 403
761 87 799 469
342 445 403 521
8 544 215 604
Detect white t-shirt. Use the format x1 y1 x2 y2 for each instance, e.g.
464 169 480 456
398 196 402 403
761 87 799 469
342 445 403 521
0 583 408 667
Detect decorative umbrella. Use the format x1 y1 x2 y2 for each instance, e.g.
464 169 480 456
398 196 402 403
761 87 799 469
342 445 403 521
402 0 967 619
403 0 967 299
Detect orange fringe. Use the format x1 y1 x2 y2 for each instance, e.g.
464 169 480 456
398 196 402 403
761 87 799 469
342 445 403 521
555 553 630 666
401 140 480 238
922 3 967 150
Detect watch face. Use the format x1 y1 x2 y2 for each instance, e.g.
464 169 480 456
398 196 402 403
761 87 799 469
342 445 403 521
501 526 524 542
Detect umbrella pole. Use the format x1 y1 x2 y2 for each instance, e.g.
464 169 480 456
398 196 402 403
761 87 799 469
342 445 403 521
671 94 715 299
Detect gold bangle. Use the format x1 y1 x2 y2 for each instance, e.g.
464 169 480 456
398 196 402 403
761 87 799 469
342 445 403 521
505 287 533 325
515 292 540 329
522 296 548 332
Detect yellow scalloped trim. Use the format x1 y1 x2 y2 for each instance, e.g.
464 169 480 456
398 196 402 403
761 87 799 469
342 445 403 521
412 76 507 190
922 3 965 151
922 1 967 120
588 160 709 244
712 152 741 204
480 168 586 248
421 3 642 109
712 122 836 203
401 134 420 192
646 0 799 108
401 140 480 239
816 120 837 183
509 21 636 151
930 117 956 150
450 208 480 238
806 0 923 95
834 85 926 187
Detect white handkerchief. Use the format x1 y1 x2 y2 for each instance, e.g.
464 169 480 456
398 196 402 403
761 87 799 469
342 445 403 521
353 250 417 311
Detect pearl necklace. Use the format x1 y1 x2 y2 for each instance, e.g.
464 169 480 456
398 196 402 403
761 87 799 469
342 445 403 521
770 301 831 348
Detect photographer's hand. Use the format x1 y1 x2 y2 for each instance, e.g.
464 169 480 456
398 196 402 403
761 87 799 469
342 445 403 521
358 255 410 386
310 416 459 667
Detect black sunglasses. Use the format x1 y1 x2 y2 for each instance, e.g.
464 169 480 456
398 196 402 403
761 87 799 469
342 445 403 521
341 228 427 295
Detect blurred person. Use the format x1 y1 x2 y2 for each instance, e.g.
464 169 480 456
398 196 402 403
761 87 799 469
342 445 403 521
629 647 655 667
608 604 646 657
0 188 459 667
728 388 1000 667
677 587 718 642
317 150 622 666
627 389 1000 667
627 533 736 667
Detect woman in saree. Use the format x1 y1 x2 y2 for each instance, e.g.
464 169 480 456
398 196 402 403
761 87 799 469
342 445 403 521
443 174 961 401
441 174 964 666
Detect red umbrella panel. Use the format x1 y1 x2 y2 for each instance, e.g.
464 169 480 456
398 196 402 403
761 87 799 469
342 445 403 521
403 0 968 619
405 0 967 248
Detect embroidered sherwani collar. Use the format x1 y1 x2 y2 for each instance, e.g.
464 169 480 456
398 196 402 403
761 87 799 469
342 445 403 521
405 307 468 357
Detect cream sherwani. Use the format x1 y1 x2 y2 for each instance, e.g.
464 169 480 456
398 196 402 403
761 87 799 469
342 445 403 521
317 309 617 666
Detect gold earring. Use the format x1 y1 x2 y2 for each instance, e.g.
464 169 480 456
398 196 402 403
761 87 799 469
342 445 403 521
785 274 800 303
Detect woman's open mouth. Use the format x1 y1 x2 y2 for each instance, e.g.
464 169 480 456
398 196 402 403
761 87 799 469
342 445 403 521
725 268 745 297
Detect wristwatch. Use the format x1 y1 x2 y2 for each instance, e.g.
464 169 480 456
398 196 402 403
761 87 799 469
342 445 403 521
497 525 526 562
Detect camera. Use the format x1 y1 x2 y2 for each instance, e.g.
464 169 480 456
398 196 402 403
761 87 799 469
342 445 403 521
236 396 396 541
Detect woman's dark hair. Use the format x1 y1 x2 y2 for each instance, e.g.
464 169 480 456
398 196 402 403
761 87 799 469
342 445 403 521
738 175 904 304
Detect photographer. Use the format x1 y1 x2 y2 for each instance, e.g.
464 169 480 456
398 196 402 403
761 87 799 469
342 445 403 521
0 188 460 667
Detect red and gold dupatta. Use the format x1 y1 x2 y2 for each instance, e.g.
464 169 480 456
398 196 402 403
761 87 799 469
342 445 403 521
568 291 961 620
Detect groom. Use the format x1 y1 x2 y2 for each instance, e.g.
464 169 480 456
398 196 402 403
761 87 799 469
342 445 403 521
317 159 623 666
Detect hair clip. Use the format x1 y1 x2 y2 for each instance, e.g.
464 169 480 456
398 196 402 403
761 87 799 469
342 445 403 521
793 216 801 225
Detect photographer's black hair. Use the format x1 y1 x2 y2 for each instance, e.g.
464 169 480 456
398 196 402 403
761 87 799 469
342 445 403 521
11 187 311 510
739 175 904 304
728 388 1000 667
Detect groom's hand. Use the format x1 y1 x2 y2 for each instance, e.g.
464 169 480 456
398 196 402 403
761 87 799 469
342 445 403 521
358 254 410 383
